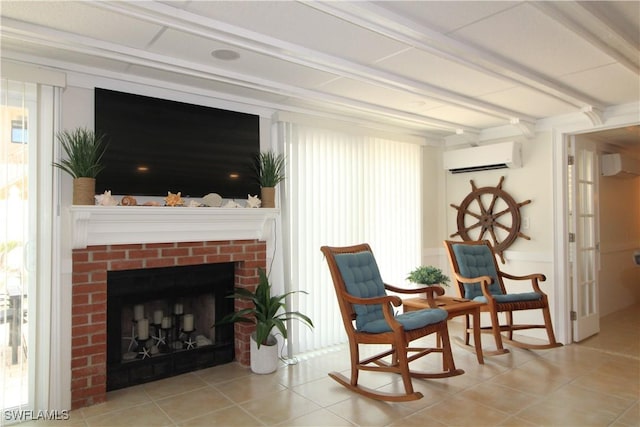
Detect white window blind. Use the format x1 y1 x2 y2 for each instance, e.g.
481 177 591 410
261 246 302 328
279 122 422 354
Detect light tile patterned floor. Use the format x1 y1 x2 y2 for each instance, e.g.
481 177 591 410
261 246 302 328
21 304 640 426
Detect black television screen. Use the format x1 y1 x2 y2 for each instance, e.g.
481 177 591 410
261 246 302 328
95 88 260 199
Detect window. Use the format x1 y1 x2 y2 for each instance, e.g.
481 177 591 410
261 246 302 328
279 122 422 353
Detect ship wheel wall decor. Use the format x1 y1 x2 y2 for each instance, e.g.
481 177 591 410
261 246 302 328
450 176 531 263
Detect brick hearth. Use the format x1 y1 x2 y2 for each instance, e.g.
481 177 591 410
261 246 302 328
70 239 266 409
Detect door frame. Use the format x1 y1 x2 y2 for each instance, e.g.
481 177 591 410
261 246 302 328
552 110 639 344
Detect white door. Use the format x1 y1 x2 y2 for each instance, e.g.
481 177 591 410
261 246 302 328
568 136 600 341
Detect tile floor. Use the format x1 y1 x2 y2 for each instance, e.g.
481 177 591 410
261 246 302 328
23 304 639 426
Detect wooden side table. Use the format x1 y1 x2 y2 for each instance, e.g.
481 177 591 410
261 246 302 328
403 295 484 365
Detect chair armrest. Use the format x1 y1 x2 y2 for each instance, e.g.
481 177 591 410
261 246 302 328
384 283 444 297
343 292 404 332
453 271 496 302
499 271 546 294
343 293 402 307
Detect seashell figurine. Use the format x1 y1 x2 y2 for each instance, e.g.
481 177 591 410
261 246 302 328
143 201 161 206
187 200 201 208
246 194 261 208
95 190 118 206
202 193 223 207
164 191 184 207
120 195 137 206
222 200 242 208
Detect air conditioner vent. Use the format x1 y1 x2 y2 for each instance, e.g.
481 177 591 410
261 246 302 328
443 141 522 174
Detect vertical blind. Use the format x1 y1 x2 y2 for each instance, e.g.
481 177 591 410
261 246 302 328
0 79 33 413
279 122 422 354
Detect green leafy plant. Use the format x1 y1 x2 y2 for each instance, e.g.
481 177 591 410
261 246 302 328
218 268 313 348
407 265 450 286
52 127 108 178
255 151 286 187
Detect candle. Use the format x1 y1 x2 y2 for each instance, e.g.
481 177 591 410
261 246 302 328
153 310 163 325
161 316 171 329
133 304 144 321
183 314 194 332
137 318 149 340
174 303 183 315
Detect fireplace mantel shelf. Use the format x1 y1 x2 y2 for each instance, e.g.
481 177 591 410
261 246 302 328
70 206 279 249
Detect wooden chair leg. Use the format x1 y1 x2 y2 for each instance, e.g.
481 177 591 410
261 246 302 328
396 341 415 396
506 311 514 340
490 309 506 352
349 340 360 386
542 305 559 345
440 324 457 372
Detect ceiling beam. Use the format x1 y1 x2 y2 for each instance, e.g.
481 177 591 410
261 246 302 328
532 1 640 75
309 0 606 113
1 17 473 135
91 0 525 128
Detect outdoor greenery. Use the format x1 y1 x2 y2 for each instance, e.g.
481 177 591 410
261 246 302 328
52 127 108 178
218 268 313 348
255 151 286 187
407 265 450 286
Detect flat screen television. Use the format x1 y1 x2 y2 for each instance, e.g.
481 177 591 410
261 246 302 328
94 88 260 199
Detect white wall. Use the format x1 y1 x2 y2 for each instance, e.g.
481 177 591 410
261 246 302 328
597 160 640 316
440 133 556 339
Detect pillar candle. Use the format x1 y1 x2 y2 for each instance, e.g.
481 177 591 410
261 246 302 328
133 304 144 321
174 303 183 315
153 309 163 325
183 314 194 332
137 318 149 340
161 316 171 329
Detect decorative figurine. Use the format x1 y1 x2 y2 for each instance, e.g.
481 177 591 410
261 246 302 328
202 193 223 207
222 200 242 208
164 191 184 206
95 190 118 206
187 200 201 207
246 194 261 208
121 195 137 206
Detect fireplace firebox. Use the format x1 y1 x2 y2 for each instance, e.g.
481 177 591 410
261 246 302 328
106 263 235 390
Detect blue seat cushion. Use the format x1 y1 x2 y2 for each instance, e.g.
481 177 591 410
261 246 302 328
452 243 503 299
473 292 541 304
359 308 448 333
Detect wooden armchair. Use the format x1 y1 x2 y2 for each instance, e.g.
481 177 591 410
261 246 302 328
444 239 561 353
321 243 463 402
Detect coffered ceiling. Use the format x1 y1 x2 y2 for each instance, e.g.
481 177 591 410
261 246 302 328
1 1 639 141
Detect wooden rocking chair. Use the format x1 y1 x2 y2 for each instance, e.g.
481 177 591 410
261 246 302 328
321 244 464 402
444 239 562 353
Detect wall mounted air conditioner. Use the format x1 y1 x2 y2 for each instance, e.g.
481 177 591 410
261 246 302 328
443 141 522 174
601 153 640 178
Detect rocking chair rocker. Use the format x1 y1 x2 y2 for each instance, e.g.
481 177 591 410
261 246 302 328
321 243 463 402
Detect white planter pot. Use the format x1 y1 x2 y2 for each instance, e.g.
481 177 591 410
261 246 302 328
250 333 279 374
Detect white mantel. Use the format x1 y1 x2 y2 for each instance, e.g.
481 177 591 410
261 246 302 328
70 206 279 249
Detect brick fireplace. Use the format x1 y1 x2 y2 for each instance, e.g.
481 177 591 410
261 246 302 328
68 206 277 409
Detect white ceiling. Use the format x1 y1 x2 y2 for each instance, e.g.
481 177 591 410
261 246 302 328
1 1 639 144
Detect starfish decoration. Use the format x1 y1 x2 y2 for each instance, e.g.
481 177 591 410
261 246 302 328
123 324 138 352
184 337 197 350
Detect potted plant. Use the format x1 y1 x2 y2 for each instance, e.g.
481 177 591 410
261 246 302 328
407 265 450 286
52 127 108 205
255 150 285 208
218 268 313 374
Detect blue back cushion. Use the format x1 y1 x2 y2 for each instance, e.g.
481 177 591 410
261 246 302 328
334 251 387 330
452 243 503 299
